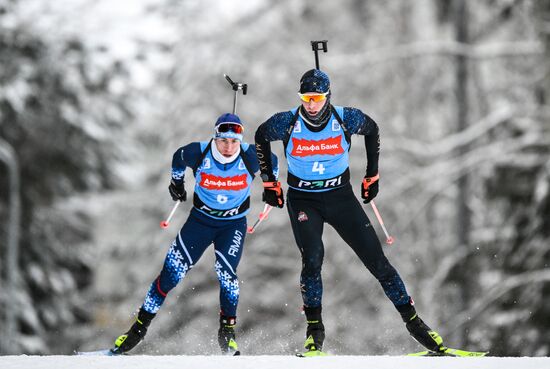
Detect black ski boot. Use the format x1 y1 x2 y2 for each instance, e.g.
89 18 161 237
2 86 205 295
218 315 240 356
111 308 155 354
397 301 444 353
302 306 326 355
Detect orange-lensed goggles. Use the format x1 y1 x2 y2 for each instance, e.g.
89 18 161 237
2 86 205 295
216 123 244 134
298 92 328 103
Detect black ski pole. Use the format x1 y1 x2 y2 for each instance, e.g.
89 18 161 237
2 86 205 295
224 74 248 114
310 40 328 70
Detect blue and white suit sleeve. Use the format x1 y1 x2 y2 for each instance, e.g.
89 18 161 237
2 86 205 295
171 142 203 185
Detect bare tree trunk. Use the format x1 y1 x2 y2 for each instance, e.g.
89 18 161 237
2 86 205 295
0 138 21 354
453 0 470 347
454 0 469 245
537 0 550 105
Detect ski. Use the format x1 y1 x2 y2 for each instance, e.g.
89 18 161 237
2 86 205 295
296 349 328 357
408 347 488 357
75 348 241 356
296 347 486 357
74 348 120 356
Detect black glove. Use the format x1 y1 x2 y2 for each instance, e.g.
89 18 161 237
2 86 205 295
262 181 284 208
361 174 379 204
168 180 187 202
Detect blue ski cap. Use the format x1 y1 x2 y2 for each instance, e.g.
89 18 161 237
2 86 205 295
299 69 330 94
214 113 244 141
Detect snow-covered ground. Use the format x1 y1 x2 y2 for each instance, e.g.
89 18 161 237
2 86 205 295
1 355 549 369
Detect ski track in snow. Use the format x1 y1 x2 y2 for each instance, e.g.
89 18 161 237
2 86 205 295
1 355 549 369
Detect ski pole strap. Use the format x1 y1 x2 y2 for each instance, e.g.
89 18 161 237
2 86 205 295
263 181 282 195
362 173 380 187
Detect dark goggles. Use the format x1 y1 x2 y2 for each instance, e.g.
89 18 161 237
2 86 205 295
216 123 244 134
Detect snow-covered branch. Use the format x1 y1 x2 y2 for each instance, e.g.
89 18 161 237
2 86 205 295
329 41 544 67
386 129 547 200
384 105 517 159
443 269 550 335
389 132 549 233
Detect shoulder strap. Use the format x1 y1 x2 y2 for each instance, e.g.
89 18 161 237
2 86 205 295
238 145 256 179
331 105 352 148
282 108 301 154
192 139 213 174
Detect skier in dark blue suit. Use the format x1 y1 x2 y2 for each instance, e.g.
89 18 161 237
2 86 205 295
113 113 278 355
254 69 445 356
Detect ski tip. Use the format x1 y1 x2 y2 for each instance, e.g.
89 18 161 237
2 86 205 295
407 348 489 357
445 349 489 357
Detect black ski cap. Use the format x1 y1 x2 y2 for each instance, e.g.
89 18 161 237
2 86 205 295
299 69 330 94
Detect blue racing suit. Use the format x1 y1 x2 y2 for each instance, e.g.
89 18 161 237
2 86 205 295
255 105 410 310
141 141 278 317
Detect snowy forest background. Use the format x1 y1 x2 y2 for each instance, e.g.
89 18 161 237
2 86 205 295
1 0 549 357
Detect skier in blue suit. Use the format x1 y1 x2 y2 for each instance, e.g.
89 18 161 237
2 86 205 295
254 69 445 355
113 113 278 355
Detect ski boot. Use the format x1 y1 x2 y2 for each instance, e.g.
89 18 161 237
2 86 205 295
397 301 444 353
111 308 155 355
298 306 327 357
218 315 240 356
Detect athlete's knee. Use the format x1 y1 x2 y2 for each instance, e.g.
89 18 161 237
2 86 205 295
365 255 396 279
215 258 239 286
302 253 324 273
157 266 185 294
